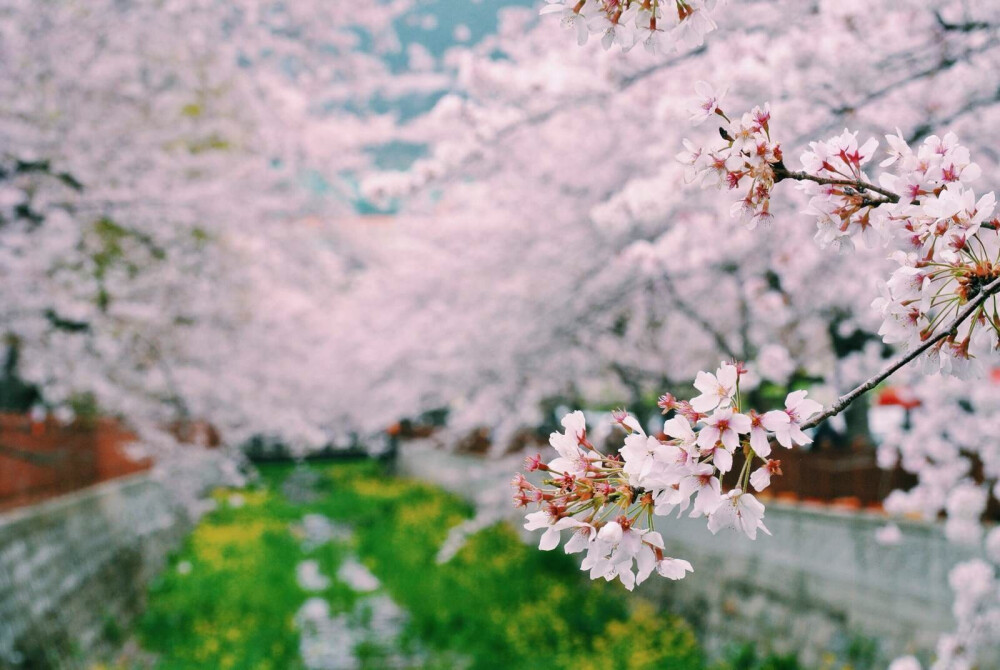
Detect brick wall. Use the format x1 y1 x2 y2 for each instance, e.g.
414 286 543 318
0 415 150 512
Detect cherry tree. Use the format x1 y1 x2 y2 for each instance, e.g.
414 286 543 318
0 0 442 451
352 1 1000 667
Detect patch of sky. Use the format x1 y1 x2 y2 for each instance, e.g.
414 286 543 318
306 0 536 212
365 141 428 171
386 0 535 72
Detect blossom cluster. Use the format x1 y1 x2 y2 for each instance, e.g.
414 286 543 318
514 361 821 589
539 0 722 54
681 86 1000 378
868 137 999 378
677 83 780 230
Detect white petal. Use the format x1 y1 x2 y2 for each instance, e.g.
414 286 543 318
539 527 561 551
749 428 771 458
714 447 733 473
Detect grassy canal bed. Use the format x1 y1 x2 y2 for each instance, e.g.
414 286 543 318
110 460 817 670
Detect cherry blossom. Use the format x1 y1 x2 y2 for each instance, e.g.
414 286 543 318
690 80 727 125
680 464 722 517
685 94 1000 378
564 521 598 555
524 511 587 551
707 488 771 540
697 407 750 451
767 390 822 448
428 2 1000 665
747 410 782 457
12 0 999 664
539 1 591 46
749 459 781 492
621 430 671 484
662 414 698 450
589 5 638 51
0 0 427 453
539 0 722 54
655 557 694 580
690 361 740 412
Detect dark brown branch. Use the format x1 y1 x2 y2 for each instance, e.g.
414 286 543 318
772 162 901 203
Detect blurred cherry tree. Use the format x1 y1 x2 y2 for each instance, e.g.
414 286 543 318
0 0 441 450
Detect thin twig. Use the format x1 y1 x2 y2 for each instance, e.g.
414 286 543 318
801 274 1000 430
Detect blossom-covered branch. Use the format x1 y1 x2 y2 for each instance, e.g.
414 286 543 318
540 0 722 54
516 361 820 589
524 61 1000 661
772 164 901 204
803 274 1000 431
681 86 1000 377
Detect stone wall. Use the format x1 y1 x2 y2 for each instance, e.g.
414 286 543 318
643 500 979 666
0 454 224 669
395 442 984 667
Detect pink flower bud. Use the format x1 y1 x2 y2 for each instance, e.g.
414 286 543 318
657 393 677 413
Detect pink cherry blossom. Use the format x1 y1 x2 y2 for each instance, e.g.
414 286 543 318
768 390 822 448
690 362 740 413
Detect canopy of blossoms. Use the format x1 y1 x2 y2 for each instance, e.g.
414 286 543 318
3 0 1000 666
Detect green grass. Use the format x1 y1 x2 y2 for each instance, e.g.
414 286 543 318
133 460 705 669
